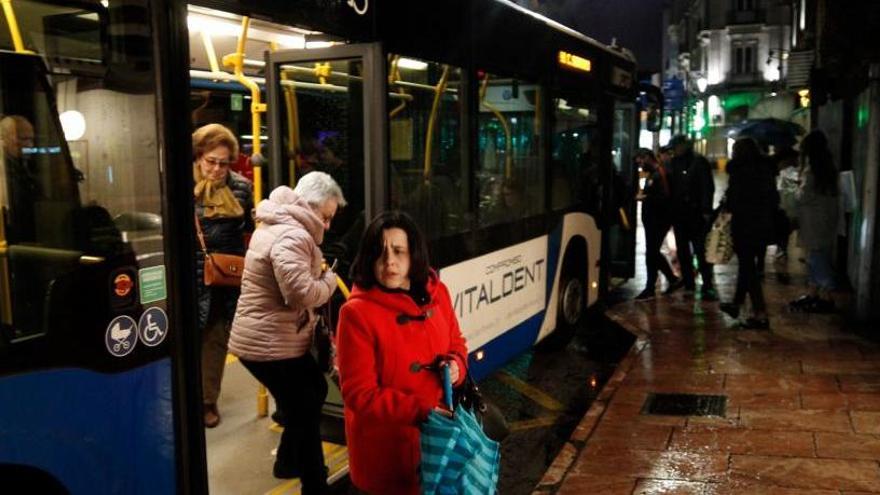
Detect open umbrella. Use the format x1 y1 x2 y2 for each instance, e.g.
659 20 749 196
730 118 805 149
420 368 501 495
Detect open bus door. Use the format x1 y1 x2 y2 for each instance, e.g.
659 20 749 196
0 0 199 491
607 100 638 279
264 41 388 477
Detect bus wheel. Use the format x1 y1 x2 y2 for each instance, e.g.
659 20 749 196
536 269 586 352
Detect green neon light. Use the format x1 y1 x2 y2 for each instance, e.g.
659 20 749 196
857 104 870 129
721 92 762 110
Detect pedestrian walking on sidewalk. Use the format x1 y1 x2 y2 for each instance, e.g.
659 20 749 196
667 135 718 301
336 211 469 495
634 148 682 299
719 138 778 329
229 172 346 493
790 130 839 313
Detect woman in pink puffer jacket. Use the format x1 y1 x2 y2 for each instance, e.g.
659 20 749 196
229 171 345 494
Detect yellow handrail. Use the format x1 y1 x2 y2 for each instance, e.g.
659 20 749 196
423 65 450 183
221 16 266 202
281 70 300 186
479 75 513 179
269 42 300 188
388 56 408 119
336 275 351 300
1 0 34 54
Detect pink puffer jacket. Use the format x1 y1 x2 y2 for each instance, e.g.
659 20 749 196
229 186 337 361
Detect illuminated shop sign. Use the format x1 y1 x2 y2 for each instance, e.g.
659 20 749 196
558 51 591 73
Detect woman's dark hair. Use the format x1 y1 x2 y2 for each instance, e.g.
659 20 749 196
350 210 431 290
801 130 838 195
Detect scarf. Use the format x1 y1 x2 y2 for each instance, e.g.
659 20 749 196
193 163 244 219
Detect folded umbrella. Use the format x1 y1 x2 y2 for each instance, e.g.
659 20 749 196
420 367 501 494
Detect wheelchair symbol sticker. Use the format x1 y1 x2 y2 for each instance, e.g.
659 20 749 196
105 316 138 357
138 307 168 347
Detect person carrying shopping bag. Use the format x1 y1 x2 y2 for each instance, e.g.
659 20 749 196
192 123 254 428
336 211 469 495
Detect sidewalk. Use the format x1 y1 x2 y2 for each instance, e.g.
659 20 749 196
536 258 880 494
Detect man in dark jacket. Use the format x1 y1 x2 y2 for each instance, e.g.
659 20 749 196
667 135 718 300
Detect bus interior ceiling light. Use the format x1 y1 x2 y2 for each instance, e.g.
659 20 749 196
396 58 428 71
186 12 306 48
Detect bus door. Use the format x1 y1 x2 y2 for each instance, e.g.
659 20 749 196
0 1 187 492
264 43 387 441
607 100 638 279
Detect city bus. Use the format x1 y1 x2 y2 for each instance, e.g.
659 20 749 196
0 0 643 492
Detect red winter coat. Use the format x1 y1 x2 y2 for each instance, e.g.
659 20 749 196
337 274 468 495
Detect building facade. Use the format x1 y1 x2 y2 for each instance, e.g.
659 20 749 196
663 0 812 160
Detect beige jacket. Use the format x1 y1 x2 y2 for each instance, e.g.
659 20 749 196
229 186 337 361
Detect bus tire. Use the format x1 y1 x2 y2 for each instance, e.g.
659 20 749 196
536 240 587 351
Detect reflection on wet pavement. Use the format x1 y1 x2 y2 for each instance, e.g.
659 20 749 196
538 240 880 493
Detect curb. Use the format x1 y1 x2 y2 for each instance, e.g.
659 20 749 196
531 311 650 493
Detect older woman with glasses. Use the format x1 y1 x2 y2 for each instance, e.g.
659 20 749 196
229 171 345 493
192 123 254 428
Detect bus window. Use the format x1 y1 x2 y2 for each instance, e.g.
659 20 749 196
1 1 162 350
477 74 544 227
387 56 468 239
551 97 599 214
272 57 366 274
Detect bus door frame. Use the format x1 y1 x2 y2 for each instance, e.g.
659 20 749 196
265 43 388 223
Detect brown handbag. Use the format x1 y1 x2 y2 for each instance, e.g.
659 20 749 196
195 213 245 287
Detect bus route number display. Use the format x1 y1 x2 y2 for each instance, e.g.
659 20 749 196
558 51 592 73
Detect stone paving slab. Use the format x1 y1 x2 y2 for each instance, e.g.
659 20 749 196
535 255 880 494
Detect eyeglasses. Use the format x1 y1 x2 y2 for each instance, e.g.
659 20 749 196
202 156 231 167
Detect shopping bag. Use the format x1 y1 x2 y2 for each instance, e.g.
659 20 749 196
420 367 501 494
705 211 734 264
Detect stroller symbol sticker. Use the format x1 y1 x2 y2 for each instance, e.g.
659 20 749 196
138 307 168 347
105 316 138 357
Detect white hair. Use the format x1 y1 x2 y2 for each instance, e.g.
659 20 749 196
293 171 347 208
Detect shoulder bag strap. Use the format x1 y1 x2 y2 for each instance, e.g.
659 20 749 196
194 212 208 254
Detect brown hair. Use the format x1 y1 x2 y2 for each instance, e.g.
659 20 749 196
192 123 238 161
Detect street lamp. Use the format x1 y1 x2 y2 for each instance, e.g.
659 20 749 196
696 77 708 93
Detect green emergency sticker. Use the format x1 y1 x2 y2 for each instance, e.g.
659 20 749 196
139 266 167 304
231 93 243 111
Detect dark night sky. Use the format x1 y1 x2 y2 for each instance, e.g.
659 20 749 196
535 0 666 73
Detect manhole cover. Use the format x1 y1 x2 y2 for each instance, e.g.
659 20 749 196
641 393 727 416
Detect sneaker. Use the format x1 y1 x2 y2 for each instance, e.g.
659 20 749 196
635 288 656 300
700 287 719 302
663 278 686 295
204 403 220 429
719 302 740 319
740 317 770 330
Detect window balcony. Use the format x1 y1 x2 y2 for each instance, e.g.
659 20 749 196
727 9 766 25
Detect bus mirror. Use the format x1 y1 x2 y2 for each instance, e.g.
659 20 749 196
639 84 663 133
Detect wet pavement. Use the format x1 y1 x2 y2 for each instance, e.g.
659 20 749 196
536 250 880 493
480 315 634 495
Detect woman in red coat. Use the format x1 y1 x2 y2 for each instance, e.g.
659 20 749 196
337 211 468 495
